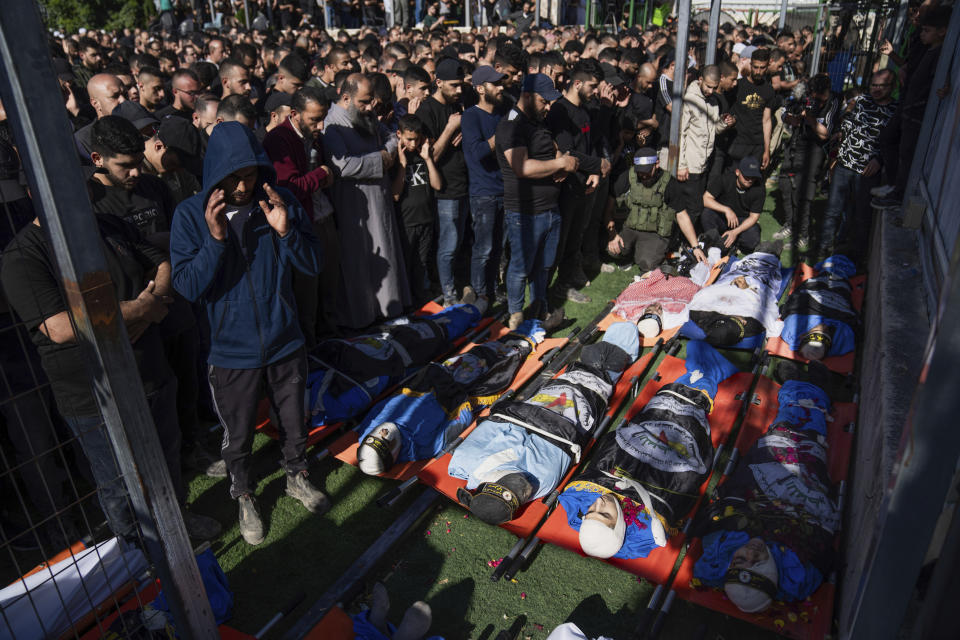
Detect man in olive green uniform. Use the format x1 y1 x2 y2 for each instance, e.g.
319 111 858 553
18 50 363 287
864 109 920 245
604 148 684 272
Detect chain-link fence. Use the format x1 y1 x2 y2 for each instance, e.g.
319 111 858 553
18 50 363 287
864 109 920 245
0 1 219 638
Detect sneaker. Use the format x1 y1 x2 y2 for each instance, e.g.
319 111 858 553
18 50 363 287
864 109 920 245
870 184 896 198
600 263 631 273
183 446 227 478
238 495 264 545
460 286 477 306
442 296 458 308
508 311 524 331
772 226 793 240
285 470 330 515
872 195 901 209
542 307 565 332
205 458 227 478
494 286 507 305
182 510 222 540
565 287 592 304
796 237 809 251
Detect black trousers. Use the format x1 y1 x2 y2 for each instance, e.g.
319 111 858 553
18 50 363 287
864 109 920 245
209 349 308 499
700 208 761 255
554 180 591 287
608 228 669 272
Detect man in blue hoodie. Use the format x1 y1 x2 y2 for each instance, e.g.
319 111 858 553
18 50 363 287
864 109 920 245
170 122 324 545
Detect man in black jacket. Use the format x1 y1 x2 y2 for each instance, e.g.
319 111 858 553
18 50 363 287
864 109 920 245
546 59 611 306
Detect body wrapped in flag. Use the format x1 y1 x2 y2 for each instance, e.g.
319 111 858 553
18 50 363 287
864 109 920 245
693 373 838 612
355 321 546 475
779 255 858 360
681 252 784 347
557 341 739 559
448 322 642 525
306 304 481 429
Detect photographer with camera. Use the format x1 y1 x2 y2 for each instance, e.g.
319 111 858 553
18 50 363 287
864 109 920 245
773 73 838 252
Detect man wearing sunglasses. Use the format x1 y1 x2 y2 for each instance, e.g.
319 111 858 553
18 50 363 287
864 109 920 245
155 68 202 121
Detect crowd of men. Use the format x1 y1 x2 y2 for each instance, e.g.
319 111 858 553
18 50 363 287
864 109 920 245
0 0 950 546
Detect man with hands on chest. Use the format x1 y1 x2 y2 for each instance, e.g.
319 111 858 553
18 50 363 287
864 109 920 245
170 122 325 546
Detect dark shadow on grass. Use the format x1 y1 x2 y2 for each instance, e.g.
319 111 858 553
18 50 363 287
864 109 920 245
565 593 649 640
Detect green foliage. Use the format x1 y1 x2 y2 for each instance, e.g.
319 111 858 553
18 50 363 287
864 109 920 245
40 0 156 33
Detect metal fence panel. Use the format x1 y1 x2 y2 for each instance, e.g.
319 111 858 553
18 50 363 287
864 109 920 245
0 0 219 637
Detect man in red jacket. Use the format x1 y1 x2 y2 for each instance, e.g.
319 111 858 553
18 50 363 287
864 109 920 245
263 86 338 342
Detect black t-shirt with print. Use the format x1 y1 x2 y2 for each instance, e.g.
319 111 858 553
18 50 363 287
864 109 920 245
496 108 561 215
731 77 776 148
415 96 468 199
0 215 173 418
707 169 766 220
397 151 434 226
88 174 175 248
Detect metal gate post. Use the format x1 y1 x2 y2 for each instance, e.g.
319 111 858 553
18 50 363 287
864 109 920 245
667 0 691 177
243 0 251 29
705 0 721 66
0 2 219 638
811 0 827 74
778 0 787 30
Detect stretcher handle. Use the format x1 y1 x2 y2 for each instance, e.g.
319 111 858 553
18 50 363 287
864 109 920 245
632 583 665 639
255 591 306 638
504 535 540 581
377 475 419 509
647 589 676 640
491 536 528 582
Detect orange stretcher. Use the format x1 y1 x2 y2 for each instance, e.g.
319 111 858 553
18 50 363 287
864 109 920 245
303 604 355 639
596 257 731 346
765 264 867 375
515 353 759 585
9 541 253 640
255 301 496 447
414 340 663 541
325 319 571 482
669 374 857 640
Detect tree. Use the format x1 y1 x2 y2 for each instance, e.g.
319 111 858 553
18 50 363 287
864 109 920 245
40 0 157 33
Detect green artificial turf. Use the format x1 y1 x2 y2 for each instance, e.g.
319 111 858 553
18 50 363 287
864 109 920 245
189 184 827 639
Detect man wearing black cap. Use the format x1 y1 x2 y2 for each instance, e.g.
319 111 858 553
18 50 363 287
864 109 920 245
142 116 203 205
262 92 294 134
701 157 766 255
495 73 579 330
462 65 508 311
604 148 685 272
546 58 610 305
416 58 468 307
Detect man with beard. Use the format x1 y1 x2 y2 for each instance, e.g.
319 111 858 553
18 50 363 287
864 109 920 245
708 61 740 184
677 65 733 256
727 48 775 171
604 148 685 271
462 66 507 312
324 73 411 328
219 59 252 99
263 86 335 345
155 69 202 120
71 37 103 88
496 73 579 331
416 59 468 307
1 126 222 543
546 59 610 306
170 122 325 545
87 116 175 243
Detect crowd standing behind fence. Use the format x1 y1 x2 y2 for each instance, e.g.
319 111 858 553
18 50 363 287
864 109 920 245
0 0 952 636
